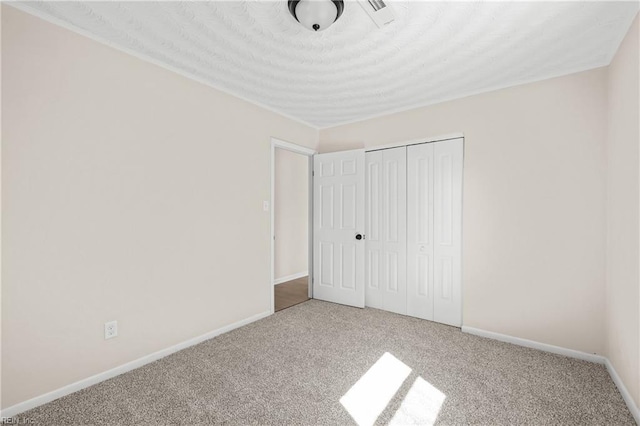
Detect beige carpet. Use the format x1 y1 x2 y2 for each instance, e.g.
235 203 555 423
14 300 634 425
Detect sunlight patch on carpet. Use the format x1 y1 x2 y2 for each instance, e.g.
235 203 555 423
389 376 446 426
340 352 412 426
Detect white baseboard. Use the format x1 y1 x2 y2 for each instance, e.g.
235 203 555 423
605 358 640 424
0 310 271 419
461 326 605 364
463 326 639 424
274 271 308 285
3 319 637 423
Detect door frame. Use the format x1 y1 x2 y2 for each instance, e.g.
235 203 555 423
270 138 316 314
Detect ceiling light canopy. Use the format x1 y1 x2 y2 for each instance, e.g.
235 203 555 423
288 0 344 32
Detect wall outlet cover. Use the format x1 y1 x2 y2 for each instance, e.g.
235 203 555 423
104 320 118 340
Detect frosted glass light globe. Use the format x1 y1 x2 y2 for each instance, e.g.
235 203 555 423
295 0 338 32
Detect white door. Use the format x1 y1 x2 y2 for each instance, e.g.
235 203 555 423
313 150 366 308
407 143 435 321
433 139 463 326
365 147 407 314
407 139 463 326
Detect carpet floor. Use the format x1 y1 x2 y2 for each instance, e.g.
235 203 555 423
15 300 634 425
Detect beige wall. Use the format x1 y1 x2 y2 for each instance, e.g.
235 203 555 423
274 149 309 280
606 14 639 408
320 68 608 355
1 6 317 409
3 1 638 416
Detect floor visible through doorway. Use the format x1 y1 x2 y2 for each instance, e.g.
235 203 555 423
274 277 309 312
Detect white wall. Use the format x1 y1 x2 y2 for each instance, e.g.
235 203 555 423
606 13 639 409
320 68 608 356
274 148 308 281
1 6 317 409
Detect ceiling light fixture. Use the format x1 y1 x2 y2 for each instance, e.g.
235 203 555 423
288 0 344 32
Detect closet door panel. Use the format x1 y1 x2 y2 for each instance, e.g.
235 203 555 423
433 139 463 327
407 143 435 320
365 151 384 309
381 147 407 315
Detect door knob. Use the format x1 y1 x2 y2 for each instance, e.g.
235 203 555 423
355 234 363 240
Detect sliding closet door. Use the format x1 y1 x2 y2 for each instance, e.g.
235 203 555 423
407 143 435 321
365 147 407 315
433 139 463 326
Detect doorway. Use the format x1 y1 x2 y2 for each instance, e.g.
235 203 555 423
310 137 463 327
270 138 315 313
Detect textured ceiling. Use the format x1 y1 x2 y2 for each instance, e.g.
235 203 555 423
12 1 640 128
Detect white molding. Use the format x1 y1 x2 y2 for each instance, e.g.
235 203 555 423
605 9 639 65
364 133 464 152
2 319 637 421
0 310 271 419
461 326 606 364
318 64 609 130
274 271 309 286
462 326 640 424
6 3 319 131
8 3 626 132
605 358 640 424
271 138 316 156
9 4 618 132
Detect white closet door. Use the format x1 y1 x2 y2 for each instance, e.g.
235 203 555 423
382 147 407 314
313 149 366 308
365 151 384 309
407 143 435 321
365 147 407 315
433 139 463 326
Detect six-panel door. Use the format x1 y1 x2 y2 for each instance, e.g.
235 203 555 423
313 149 366 308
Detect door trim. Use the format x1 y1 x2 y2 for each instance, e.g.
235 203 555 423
270 138 316 314
364 132 464 153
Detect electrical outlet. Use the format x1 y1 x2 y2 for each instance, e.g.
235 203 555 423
104 320 118 340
